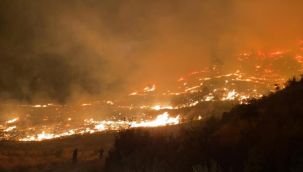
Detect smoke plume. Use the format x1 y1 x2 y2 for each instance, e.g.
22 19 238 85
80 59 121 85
0 0 302 103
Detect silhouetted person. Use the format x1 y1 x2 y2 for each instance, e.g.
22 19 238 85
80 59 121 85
72 148 78 163
99 148 104 160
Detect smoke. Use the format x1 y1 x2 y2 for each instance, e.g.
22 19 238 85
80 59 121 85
0 0 302 103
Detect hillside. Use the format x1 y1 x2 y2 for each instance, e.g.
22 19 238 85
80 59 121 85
104 77 303 172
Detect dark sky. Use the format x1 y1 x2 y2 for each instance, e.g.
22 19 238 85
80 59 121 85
0 0 303 103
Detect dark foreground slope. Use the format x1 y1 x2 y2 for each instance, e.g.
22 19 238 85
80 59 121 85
105 77 303 172
0 132 116 172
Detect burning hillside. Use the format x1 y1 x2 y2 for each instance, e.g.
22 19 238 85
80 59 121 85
0 44 302 141
1 1 303 171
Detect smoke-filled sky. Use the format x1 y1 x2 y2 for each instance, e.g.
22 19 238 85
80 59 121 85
0 0 303 103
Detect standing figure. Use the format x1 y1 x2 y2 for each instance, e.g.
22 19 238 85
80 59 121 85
99 148 104 160
72 148 78 163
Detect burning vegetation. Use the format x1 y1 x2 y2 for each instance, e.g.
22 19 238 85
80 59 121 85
104 75 303 172
0 45 302 142
1 0 303 171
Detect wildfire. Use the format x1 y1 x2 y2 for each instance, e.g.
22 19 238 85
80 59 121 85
131 112 179 128
1 67 292 142
2 42 303 142
17 112 180 142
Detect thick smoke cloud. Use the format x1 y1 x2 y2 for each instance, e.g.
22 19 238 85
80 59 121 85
0 0 302 103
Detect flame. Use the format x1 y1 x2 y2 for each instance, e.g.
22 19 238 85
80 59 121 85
6 67 290 142
95 123 106 131
17 112 180 142
151 105 173 111
106 100 114 105
4 42 303 142
204 94 215 101
6 117 19 124
32 104 48 108
81 103 92 107
4 126 16 132
130 112 180 128
37 132 55 141
222 90 238 101
129 91 138 95
143 84 156 92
